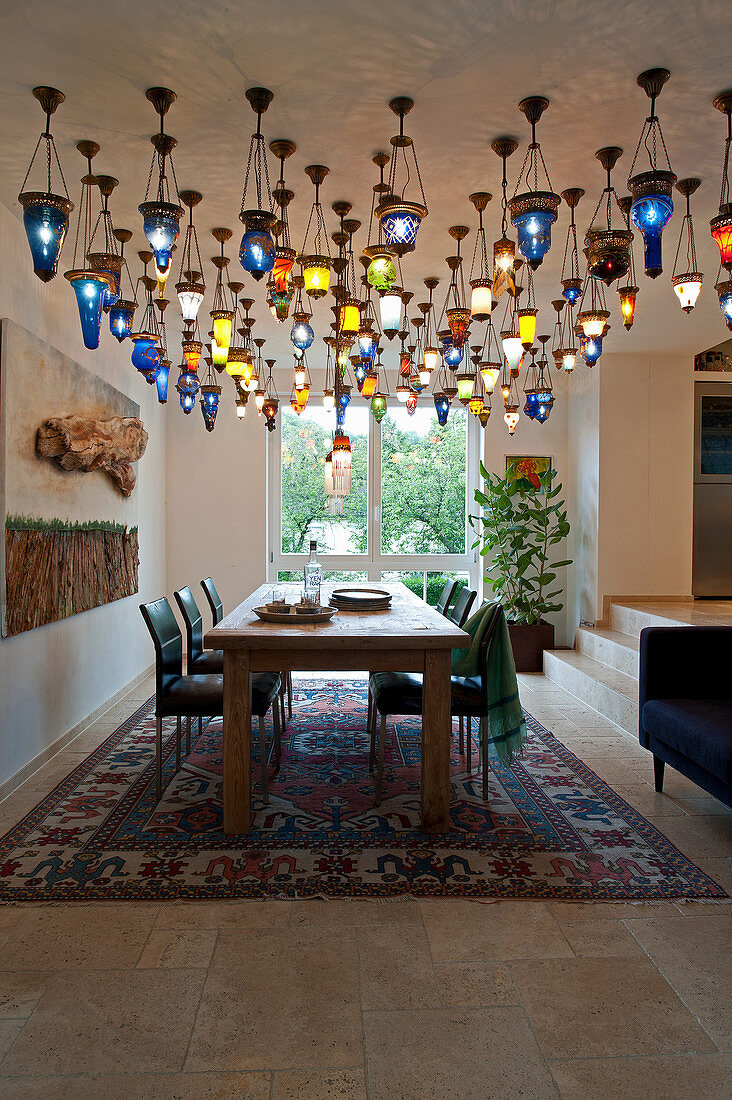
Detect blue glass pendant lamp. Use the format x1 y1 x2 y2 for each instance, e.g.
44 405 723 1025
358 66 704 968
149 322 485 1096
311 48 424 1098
64 141 113 350
18 86 74 282
176 366 200 413
129 256 162 381
559 188 584 303
238 88 277 281
199 363 222 432
138 88 183 297
107 228 138 341
627 69 676 279
375 97 428 256
508 96 560 270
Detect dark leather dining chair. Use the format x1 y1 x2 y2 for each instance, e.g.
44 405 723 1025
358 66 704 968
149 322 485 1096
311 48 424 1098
200 575 292 722
140 598 282 805
200 576 223 626
174 585 224 675
368 601 502 804
435 578 458 617
447 586 476 628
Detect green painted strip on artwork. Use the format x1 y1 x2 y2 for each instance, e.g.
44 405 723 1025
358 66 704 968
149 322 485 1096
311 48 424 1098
4 515 138 535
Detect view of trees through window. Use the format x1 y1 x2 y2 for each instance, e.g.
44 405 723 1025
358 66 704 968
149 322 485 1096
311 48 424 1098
279 404 468 558
381 407 467 554
280 406 368 554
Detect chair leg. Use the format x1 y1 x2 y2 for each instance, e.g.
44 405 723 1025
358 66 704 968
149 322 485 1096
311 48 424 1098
287 671 293 718
273 697 282 773
466 715 472 775
375 714 387 806
481 717 489 801
175 716 182 771
185 716 191 755
459 715 465 754
369 694 377 773
653 755 665 793
198 716 203 740
367 689 373 739
259 715 269 806
155 717 162 801
280 684 286 731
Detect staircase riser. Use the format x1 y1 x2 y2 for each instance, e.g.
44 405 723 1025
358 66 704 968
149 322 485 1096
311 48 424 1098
543 652 639 735
576 629 639 678
609 604 678 637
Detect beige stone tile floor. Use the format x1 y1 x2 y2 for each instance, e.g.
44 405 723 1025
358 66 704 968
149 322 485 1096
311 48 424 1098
0 671 729 1098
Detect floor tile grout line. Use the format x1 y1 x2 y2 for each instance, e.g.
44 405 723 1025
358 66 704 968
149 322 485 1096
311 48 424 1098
354 921 373 1100
181 928 219 1073
621 917 725 1052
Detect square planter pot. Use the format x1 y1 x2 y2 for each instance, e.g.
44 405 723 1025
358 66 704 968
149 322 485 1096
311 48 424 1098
508 620 555 673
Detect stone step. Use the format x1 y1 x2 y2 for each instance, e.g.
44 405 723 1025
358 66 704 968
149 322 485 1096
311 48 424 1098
576 626 639 679
609 602 690 637
543 650 639 735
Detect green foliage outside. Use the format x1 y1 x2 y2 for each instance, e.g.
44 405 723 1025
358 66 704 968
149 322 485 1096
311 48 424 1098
5 515 137 535
280 414 368 553
471 463 571 625
280 408 467 556
380 411 466 554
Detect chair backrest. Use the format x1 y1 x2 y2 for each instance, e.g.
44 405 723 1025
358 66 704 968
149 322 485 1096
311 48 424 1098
200 577 223 626
435 579 458 617
448 587 477 627
140 598 183 704
174 586 203 671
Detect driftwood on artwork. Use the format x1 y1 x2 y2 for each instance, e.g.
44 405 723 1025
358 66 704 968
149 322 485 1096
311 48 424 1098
35 415 148 497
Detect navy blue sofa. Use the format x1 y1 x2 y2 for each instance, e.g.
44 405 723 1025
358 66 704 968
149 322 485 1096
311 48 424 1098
639 626 732 809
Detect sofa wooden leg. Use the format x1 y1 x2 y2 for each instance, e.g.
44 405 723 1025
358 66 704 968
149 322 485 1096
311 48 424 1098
653 755 665 792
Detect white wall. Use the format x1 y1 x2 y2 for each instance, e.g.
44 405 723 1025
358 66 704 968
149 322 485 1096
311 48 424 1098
165 383 268 616
0 202 166 789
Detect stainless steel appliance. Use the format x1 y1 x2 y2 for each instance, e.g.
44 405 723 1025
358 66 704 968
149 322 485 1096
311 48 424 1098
693 381 732 597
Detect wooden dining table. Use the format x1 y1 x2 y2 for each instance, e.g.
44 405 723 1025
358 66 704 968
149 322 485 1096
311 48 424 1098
205 581 470 835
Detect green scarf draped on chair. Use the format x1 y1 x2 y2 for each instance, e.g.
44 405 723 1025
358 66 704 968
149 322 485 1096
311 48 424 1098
451 601 526 762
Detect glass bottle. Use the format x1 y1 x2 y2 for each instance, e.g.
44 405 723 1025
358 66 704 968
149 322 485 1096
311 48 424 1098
304 539 322 605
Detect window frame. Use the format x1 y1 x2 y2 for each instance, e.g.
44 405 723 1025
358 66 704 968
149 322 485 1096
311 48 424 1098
268 395 481 590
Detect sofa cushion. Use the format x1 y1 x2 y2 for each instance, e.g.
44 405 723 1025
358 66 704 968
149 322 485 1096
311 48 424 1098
642 699 732 785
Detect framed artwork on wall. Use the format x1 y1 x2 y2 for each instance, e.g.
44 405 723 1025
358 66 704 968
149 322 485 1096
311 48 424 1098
505 455 552 493
0 319 145 637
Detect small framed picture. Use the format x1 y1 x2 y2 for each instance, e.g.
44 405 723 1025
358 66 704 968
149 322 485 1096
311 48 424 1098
505 455 552 493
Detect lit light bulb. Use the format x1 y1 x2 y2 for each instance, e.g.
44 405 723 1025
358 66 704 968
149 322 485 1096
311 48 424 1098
322 389 335 411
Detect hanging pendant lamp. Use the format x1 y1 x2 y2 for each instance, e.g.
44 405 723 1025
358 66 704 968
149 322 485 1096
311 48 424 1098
64 142 113 350
585 148 634 286
138 88 183 295
375 97 428 255
491 137 519 298
671 178 704 313
710 91 732 273
18 86 74 282
175 190 206 324
508 97 560 269
238 87 277 280
627 69 677 279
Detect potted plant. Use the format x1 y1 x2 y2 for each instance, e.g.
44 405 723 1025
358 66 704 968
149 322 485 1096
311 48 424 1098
472 461 572 672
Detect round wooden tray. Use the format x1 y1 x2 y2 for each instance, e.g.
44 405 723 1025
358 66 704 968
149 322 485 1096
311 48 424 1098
252 606 338 624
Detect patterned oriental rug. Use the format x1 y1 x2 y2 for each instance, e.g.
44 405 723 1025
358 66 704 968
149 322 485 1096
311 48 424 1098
0 680 725 902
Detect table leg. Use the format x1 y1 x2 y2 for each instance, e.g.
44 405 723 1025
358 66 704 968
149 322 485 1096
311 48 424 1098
421 648 451 833
223 649 251 834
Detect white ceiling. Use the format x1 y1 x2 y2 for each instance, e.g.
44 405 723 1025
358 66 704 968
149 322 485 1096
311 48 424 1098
1 0 731 364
